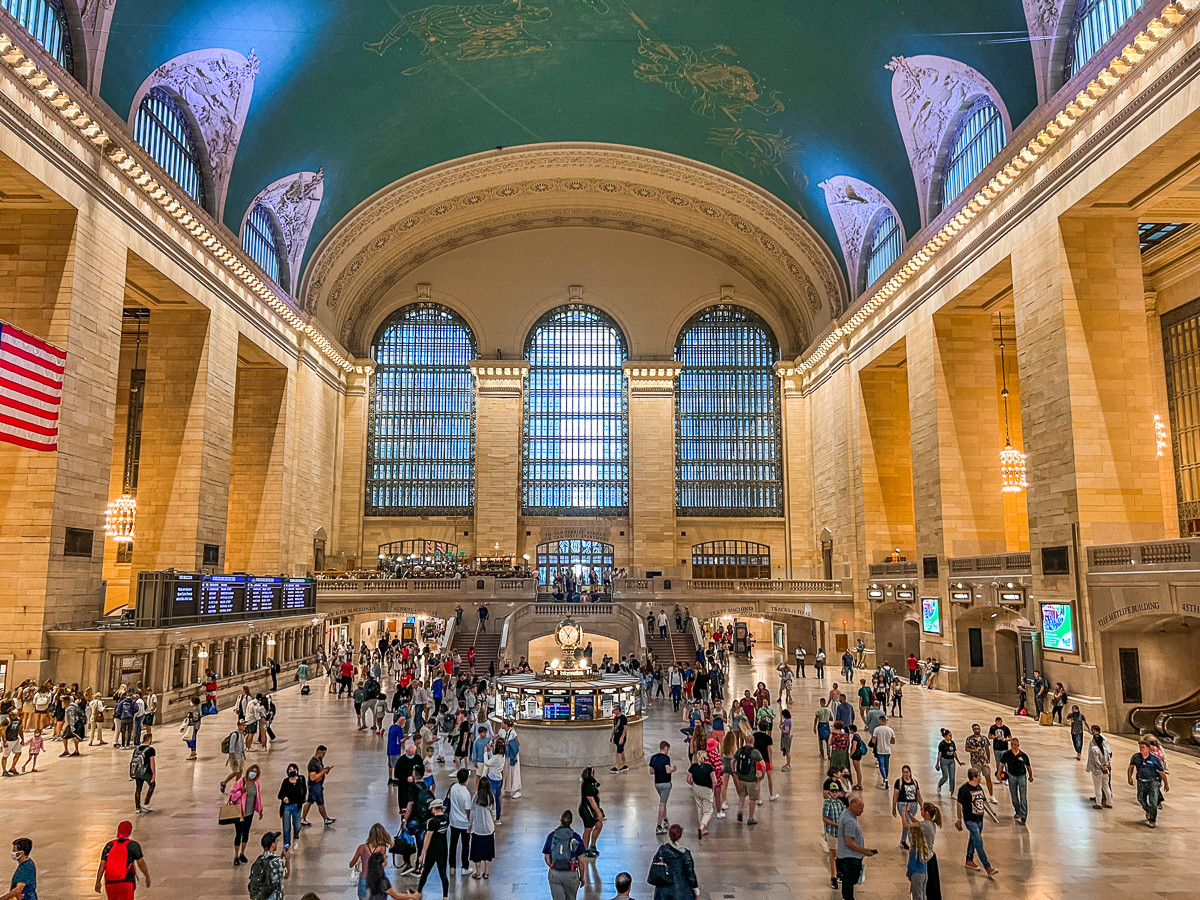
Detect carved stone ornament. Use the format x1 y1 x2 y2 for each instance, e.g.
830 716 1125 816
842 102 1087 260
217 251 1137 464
1022 0 1069 104
300 144 848 357
76 0 118 91
819 175 905 295
885 55 1012 226
128 48 259 218
241 169 325 295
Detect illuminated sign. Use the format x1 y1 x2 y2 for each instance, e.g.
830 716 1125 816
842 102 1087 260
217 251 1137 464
1000 591 1023 603
1041 603 1076 653
950 591 971 602
896 590 915 600
867 589 884 599
921 596 942 635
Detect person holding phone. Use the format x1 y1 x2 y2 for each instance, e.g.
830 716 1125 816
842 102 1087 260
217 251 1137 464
302 745 336 827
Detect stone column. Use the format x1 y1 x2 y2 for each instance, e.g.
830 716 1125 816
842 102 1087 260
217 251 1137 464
0 207 127 684
778 365 816 577
1012 215 1164 711
133 307 238 575
470 362 528 558
334 366 371 566
624 363 682 572
226 361 289 573
857 359 916 561
1144 291 1179 537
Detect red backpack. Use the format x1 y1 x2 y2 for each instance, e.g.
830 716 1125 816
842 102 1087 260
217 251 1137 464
105 839 132 883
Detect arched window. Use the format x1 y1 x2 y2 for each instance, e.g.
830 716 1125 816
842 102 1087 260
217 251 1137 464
133 87 206 209
367 303 476 515
523 304 628 515
674 305 782 516
1064 0 1143 81
1 0 72 70
939 97 1006 214
691 540 772 579
242 203 284 285
863 211 903 291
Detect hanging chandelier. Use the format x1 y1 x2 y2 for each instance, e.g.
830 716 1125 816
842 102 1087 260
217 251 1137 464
997 312 1026 493
105 313 145 543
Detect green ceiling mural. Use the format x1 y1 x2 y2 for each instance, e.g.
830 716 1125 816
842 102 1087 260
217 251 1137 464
98 0 1039 286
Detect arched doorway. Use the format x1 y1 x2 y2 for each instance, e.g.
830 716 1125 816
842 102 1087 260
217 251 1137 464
535 539 615 588
954 607 1027 704
872 602 920 670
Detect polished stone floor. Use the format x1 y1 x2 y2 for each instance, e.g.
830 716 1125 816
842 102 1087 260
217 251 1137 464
5 655 1198 899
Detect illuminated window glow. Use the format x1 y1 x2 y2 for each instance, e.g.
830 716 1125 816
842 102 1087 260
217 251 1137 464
242 203 283 285
675 305 782 516
1 0 72 69
864 211 903 290
134 87 206 209
1064 0 1144 80
939 97 1006 215
367 303 475 515
523 305 628 515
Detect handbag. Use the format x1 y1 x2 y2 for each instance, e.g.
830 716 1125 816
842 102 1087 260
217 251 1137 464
218 799 242 824
647 856 672 887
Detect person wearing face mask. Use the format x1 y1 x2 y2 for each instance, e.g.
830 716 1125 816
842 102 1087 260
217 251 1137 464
229 764 265 866
278 763 308 852
1 838 36 900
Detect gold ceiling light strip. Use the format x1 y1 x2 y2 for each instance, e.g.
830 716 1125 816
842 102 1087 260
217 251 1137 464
797 0 1197 376
0 31 362 375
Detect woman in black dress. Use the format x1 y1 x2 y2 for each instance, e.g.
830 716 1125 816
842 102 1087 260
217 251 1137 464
578 767 604 858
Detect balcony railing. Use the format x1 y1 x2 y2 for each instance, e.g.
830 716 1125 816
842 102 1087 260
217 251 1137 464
947 553 1032 577
315 576 537 600
1088 539 1200 569
533 603 615 616
867 561 918 579
612 577 846 598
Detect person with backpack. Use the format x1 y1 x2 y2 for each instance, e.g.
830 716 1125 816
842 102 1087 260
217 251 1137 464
416 797 450 899
222 720 249 793
647 823 699 900
543 810 584 900
114 695 136 750
731 740 764 825
130 732 156 813
180 697 202 761
95 820 150 900
247 831 287 900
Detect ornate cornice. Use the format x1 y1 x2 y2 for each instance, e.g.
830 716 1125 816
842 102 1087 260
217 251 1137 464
624 361 683 394
302 144 849 355
470 361 529 396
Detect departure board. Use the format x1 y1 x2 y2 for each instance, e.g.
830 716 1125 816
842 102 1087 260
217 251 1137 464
200 575 246 615
139 571 315 626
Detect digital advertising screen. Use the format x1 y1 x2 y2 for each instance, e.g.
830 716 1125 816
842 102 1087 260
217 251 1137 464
1041 603 1077 653
921 596 942 635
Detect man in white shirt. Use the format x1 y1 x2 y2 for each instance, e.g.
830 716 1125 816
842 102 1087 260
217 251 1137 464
871 716 896 788
447 768 472 874
795 645 806 678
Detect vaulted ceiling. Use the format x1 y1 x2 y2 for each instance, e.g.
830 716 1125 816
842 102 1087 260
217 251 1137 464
94 0 1042 302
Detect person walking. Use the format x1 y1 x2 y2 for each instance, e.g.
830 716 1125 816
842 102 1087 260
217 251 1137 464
814 648 826 679
997 737 1033 824
648 741 675 834
302 745 336 827
277 763 307 853
130 732 156 813
229 763 265 867
814 698 833 759
779 708 793 772
685 748 715 839
892 765 922 847
871 715 895 786
416 797 450 899
180 697 202 761
95 820 150 900
578 767 604 857
484 738 505 824
840 650 855 682
821 777 847 889
468 776 496 880
500 719 522 799
835 797 876 900
544 811 584 900
1 837 36 900
935 729 962 795
890 681 903 719
1085 727 1113 809
1066 705 1088 759
731 738 763 825
610 704 629 772
647 824 699 900
447 769 472 876
903 803 943 900
221 720 248 793
1127 739 1169 827
477 605 489 634
954 769 998 877
248 832 288 900
963 724 997 804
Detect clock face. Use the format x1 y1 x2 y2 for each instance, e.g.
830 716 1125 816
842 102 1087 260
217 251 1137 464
558 624 581 647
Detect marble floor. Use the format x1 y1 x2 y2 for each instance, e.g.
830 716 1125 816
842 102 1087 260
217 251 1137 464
4 656 1198 899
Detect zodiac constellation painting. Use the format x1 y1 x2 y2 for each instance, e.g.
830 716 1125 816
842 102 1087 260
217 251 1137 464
365 0 553 74
633 30 784 121
708 126 805 192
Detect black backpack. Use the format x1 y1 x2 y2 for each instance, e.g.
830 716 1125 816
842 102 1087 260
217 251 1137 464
734 747 758 782
247 854 277 900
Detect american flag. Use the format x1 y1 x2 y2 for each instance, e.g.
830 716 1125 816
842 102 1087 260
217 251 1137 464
0 320 66 452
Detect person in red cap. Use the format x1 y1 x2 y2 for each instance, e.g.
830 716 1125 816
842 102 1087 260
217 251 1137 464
94 820 150 899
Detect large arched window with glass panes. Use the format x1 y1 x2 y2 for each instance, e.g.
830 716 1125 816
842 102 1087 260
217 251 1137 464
863 211 904 292
523 305 628 515
367 303 476 515
242 203 285 286
939 96 1006 215
674 305 782 516
133 87 206 210
1064 0 1143 81
1 0 72 70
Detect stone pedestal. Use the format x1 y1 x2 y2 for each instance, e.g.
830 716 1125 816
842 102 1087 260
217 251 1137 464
512 717 644 769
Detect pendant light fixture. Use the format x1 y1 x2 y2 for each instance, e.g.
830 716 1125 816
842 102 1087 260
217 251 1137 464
997 311 1027 493
105 314 144 543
